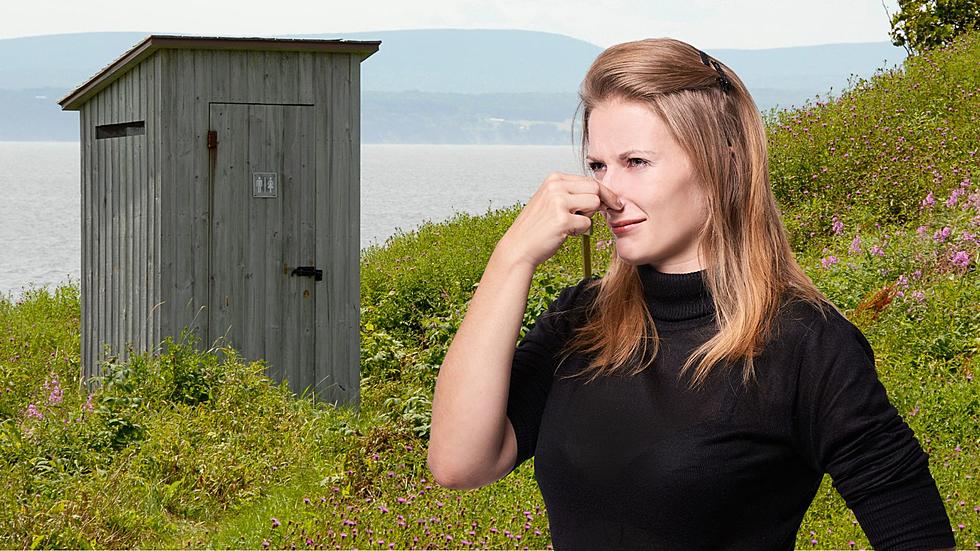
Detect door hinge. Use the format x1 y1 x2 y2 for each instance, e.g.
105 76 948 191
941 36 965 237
207 130 218 149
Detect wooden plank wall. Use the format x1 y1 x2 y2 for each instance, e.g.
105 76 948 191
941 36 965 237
82 57 158 389
314 53 361 410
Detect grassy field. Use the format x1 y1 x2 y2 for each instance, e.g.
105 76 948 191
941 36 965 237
1 30 979 550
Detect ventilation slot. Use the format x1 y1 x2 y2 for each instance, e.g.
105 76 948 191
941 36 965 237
96 120 146 139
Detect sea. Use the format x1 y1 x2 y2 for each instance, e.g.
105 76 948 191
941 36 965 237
0 142 585 299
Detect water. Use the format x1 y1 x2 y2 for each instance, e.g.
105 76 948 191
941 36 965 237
0 142 584 298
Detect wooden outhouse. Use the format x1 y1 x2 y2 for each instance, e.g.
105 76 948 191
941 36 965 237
58 34 381 408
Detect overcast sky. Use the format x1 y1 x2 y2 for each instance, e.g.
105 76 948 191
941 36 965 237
3 0 902 49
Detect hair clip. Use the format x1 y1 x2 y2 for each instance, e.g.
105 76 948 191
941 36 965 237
697 49 733 94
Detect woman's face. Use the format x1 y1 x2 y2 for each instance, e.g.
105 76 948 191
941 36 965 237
588 97 710 274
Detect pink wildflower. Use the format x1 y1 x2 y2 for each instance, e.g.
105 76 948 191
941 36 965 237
849 235 862 254
821 255 839 269
933 226 952 243
45 374 63 405
951 250 970 268
25 403 43 420
946 188 964 207
921 191 935 207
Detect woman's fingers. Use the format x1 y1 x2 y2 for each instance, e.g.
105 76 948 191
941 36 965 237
558 174 623 211
593 177 623 210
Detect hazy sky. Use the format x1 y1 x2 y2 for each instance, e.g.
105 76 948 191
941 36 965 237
3 0 902 49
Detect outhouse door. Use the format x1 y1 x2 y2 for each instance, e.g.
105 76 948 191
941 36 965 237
208 103 318 393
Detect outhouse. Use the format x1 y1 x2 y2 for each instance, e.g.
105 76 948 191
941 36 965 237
58 34 381 408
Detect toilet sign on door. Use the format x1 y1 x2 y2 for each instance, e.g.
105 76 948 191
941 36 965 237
252 171 278 198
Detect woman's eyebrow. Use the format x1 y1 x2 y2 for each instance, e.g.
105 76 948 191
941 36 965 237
586 149 657 162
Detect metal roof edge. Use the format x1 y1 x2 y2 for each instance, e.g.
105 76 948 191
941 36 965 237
58 34 382 111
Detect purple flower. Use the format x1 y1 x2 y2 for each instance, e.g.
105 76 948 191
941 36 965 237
262 540 270 549
912 290 926 303
44 374 63 405
960 231 977 244
897 274 909 288
821 255 839 269
271 517 280 528
912 269 922 279
916 225 928 236
951 250 970 268
849 235 862 254
25 403 43 420
933 226 952 243
946 188 964 207
831 216 844 235
967 192 980 212
921 191 936 207
870 245 885 257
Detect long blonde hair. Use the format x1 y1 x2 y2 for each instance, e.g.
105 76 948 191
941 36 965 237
558 37 838 391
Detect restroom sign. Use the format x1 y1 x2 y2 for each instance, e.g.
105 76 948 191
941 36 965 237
252 171 278 198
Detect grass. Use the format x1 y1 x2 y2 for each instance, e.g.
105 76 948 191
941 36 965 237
1 29 979 550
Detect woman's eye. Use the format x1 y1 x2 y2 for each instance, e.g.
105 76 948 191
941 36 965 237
588 159 647 172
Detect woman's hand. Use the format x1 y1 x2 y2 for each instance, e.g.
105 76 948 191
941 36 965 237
497 171 623 270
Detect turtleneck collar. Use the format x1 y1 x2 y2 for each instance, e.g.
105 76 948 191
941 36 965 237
636 264 716 325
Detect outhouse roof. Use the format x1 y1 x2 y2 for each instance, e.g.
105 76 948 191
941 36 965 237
58 34 382 111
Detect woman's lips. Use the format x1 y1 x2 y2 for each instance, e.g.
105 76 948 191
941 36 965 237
611 219 644 235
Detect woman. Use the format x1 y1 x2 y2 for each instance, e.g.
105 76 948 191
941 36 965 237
428 37 956 550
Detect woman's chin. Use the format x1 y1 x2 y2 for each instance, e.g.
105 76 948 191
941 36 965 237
613 246 650 266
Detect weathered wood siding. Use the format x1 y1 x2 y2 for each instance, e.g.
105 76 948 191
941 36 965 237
80 59 159 391
82 46 362 409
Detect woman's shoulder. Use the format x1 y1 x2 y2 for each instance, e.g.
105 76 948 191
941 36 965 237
536 275 600 327
548 274 601 309
773 294 869 355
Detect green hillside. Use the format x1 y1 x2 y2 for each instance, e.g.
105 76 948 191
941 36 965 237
1 30 978 549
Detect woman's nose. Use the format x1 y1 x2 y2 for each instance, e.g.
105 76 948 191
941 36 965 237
596 173 625 213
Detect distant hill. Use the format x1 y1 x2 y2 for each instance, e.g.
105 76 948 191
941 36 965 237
0 29 908 143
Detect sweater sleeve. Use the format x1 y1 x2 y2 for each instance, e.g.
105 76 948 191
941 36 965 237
792 311 955 550
505 279 589 475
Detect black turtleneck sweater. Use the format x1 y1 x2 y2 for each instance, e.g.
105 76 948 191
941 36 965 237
505 266 955 550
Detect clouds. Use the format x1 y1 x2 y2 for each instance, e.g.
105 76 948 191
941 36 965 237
1 0 901 49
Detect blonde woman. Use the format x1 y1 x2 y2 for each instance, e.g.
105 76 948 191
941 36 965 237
428 37 955 550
